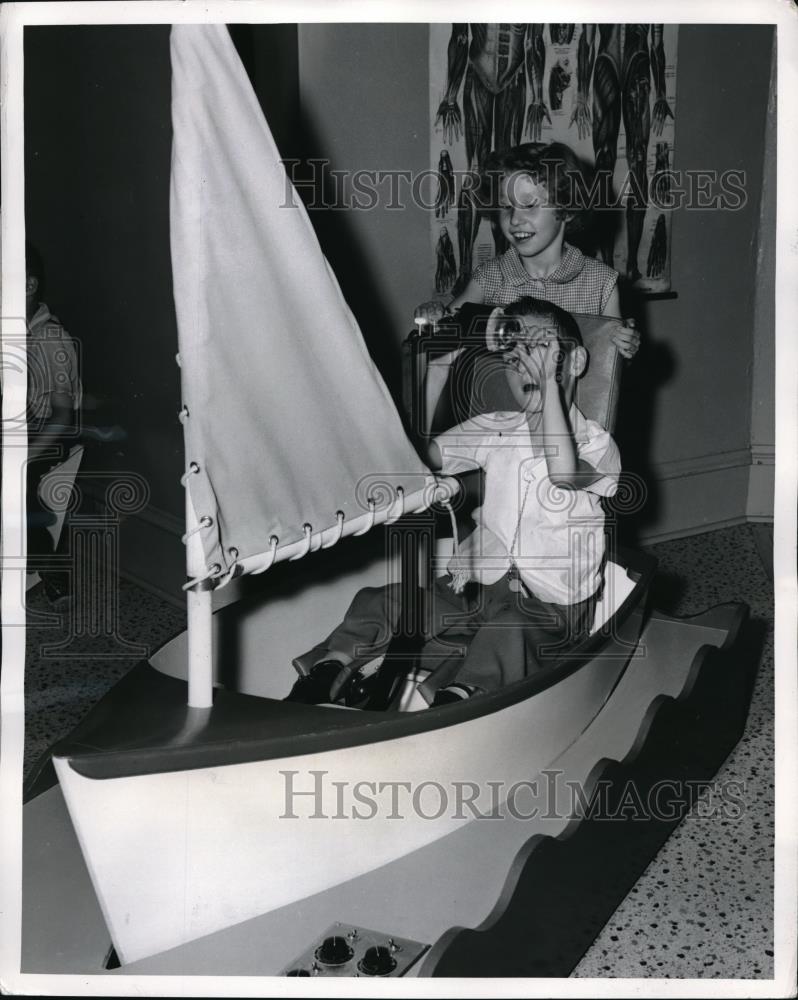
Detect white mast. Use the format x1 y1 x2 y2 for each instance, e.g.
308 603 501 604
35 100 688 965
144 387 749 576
185 485 213 708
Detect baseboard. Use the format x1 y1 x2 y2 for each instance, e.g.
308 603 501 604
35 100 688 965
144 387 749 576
638 515 749 546
746 444 775 520
634 455 753 544
651 448 752 482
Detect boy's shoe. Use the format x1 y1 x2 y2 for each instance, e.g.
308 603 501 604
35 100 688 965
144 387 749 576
431 683 481 707
285 660 359 705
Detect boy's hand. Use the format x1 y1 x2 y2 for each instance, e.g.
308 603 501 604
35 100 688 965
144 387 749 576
610 319 640 359
514 333 560 385
540 337 564 385
414 300 450 329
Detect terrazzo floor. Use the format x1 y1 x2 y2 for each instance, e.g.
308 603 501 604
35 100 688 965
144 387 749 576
20 522 774 980
573 523 775 980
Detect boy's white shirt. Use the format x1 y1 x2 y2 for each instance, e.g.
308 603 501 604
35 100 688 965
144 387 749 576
434 405 620 605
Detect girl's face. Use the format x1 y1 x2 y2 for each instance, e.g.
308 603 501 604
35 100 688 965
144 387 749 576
497 172 568 263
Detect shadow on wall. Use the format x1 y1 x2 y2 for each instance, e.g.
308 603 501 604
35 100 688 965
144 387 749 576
231 23 404 405
610 288 678 547
291 112 405 405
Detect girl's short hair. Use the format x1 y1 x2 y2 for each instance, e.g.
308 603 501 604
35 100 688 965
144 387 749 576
479 141 595 237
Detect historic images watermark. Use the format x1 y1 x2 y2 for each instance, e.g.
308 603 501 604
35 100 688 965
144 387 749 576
280 769 747 823
280 160 748 214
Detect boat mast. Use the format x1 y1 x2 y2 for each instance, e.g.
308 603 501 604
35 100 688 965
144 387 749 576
185 486 213 708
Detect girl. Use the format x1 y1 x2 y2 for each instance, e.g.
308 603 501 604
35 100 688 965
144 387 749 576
416 141 640 359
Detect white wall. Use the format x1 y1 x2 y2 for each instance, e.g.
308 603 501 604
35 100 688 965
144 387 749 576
296 23 776 546
296 23 432 400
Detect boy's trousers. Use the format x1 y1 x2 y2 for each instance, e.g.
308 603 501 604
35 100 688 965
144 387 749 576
293 572 598 702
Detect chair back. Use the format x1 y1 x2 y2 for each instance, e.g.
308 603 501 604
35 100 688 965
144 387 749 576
403 309 622 435
463 312 621 432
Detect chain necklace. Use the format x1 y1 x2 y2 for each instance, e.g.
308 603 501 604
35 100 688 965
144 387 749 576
508 467 534 594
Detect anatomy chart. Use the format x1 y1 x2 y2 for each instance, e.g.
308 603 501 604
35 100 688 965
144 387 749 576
429 24 679 297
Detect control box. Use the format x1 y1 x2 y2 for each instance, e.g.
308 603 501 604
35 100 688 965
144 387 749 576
280 922 428 977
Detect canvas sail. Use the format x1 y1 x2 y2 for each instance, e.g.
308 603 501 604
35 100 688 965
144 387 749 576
170 25 440 585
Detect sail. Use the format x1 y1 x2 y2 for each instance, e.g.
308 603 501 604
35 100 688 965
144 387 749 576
169 26 440 585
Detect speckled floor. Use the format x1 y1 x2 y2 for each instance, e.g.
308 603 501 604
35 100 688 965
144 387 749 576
21 522 774 979
573 523 774 979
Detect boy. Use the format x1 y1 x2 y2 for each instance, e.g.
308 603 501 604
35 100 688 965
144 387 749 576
288 297 620 707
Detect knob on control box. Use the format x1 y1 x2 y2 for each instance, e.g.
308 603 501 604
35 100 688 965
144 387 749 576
315 935 354 966
358 944 397 976
279 923 428 977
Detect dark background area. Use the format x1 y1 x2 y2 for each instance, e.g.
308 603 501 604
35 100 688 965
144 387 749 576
24 24 301 517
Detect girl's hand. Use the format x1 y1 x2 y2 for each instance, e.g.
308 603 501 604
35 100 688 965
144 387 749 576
610 319 640 360
414 300 450 329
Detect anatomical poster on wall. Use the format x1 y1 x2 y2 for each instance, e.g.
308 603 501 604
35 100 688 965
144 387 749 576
429 24 679 298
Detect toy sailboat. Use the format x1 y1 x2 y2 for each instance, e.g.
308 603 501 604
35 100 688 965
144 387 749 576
39 24 751 973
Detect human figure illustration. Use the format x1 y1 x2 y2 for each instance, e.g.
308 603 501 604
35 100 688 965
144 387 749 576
435 227 458 293
651 140 673 207
548 59 571 111
571 24 622 266
549 24 576 46
435 150 456 218
435 23 552 293
570 23 674 278
646 213 667 278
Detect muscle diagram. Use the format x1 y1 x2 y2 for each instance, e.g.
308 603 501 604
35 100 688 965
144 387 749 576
651 140 672 207
646 213 667 278
435 226 458 293
570 23 674 278
548 59 572 111
432 22 676 291
622 23 674 281
549 24 576 46
435 23 552 292
436 150 456 218
571 24 622 265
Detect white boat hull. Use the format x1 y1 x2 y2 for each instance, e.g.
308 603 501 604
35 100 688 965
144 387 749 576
55 636 632 965
52 549 649 966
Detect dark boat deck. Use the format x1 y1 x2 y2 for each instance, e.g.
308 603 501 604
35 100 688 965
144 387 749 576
26 547 656 785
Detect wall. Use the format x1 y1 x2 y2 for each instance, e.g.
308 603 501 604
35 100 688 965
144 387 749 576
25 26 179 511
24 24 300 602
298 23 776 542
624 24 775 540
296 24 431 399
23 23 775 603
24 25 185 597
